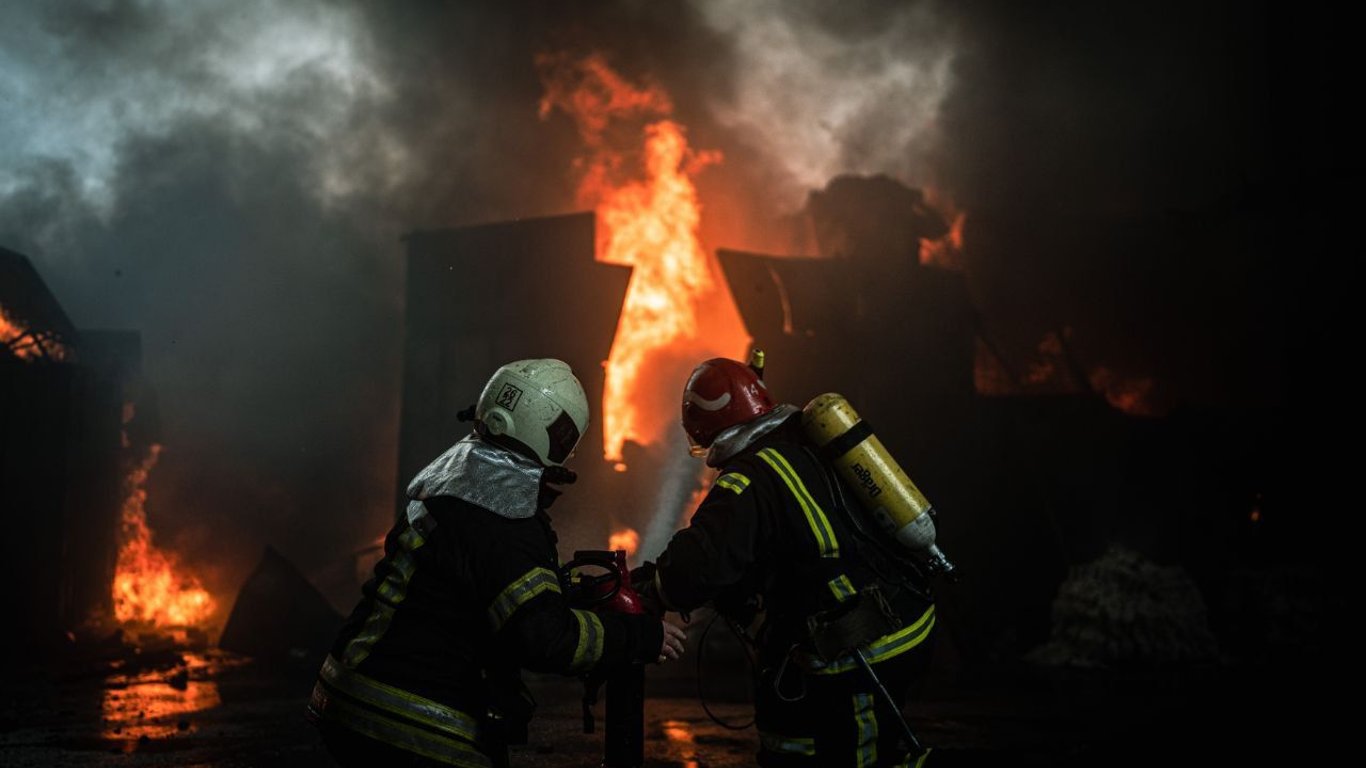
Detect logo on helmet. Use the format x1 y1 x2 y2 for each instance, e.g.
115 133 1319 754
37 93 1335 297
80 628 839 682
683 390 732 412
496 384 523 411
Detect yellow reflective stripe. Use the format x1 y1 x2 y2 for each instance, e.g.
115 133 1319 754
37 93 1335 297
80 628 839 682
488 567 562 631
828 574 857 602
319 655 481 743
715 472 751 495
758 448 839 558
716 478 745 495
568 609 605 673
812 605 937 675
759 731 816 756
315 683 490 767
853 692 878 768
342 524 428 667
344 603 396 667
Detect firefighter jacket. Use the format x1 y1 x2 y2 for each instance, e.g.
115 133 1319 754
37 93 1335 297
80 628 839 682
309 436 663 767
654 413 935 675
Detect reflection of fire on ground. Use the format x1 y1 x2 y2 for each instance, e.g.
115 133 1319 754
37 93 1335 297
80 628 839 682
659 718 702 768
99 652 247 745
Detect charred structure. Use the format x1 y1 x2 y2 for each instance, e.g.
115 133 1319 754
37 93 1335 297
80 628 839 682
721 176 1309 670
1 247 155 657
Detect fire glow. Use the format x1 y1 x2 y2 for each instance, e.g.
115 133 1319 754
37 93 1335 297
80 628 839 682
1 304 68 361
608 527 640 560
538 52 748 462
113 445 216 629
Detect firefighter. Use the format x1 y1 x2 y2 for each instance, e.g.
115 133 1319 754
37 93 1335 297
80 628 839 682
643 357 937 767
308 358 687 768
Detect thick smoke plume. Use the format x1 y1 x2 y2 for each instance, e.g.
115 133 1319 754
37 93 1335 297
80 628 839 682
1 1 1288 606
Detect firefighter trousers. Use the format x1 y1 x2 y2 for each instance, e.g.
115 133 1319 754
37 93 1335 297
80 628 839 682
755 635 934 768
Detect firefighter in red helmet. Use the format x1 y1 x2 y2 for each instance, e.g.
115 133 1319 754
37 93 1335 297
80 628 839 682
642 356 937 767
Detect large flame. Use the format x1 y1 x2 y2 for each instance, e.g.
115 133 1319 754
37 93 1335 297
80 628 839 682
538 52 748 462
113 445 216 629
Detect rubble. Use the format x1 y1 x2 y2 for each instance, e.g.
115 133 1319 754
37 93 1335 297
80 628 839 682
1028 546 1219 666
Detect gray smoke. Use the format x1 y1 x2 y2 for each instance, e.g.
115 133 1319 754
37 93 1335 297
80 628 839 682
0 0 1280 606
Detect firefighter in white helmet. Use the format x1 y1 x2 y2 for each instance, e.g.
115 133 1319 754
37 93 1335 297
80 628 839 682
639 356 937 767
310 359 687 768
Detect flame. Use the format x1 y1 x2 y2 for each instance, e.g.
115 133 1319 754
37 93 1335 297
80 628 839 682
608 527 640 560
113 445 216 629
919 212 966 269
538 52 749 462
1 304 68 361
1016 332 1159 416
1088 366 1157 417
919 189 967 270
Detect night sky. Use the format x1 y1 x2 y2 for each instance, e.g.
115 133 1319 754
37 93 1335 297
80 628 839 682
0 1 1324 607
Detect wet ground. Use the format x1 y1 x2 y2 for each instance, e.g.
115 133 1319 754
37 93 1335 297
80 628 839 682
0 648 1334 767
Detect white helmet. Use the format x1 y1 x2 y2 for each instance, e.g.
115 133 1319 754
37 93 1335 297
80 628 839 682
475 358 589 467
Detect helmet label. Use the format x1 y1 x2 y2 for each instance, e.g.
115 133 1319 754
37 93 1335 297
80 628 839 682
496 383 524 411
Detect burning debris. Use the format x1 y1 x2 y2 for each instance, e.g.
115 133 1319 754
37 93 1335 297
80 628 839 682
537 52 748 463
0 249 77 363
1 304 69 361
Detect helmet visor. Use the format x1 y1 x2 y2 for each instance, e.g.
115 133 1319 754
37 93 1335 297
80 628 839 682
686 431 709 459
545 411 582 465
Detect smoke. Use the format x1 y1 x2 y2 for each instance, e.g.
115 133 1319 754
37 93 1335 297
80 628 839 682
0 0 407 605
695 0 957 209
0 0 1287 605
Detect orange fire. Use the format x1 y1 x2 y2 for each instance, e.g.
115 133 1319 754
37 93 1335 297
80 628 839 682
1013 331 1159 416
919 189 966 270
608 527 640 559
1 304 68 361
113 445 216 629
919 212 966 270
1089 366 1157 417
538 52 749 462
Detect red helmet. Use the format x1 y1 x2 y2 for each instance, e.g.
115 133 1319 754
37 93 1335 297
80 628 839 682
682 358 776 449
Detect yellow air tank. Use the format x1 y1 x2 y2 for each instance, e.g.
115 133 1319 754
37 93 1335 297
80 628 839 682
802 393 957 577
